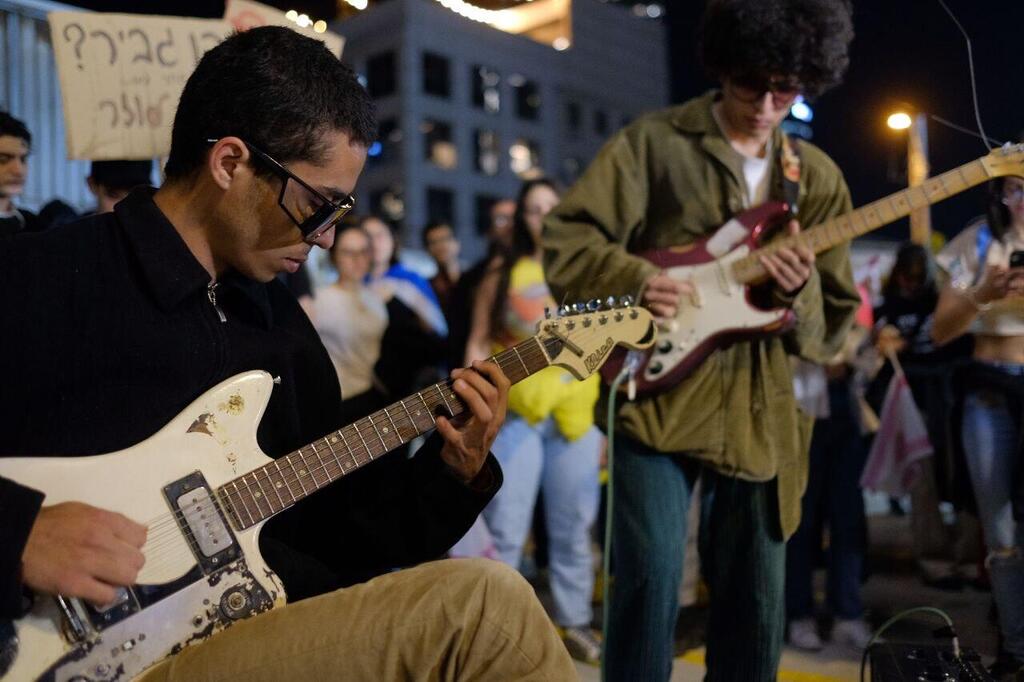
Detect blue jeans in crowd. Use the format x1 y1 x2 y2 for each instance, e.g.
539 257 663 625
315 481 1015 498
786 380 868 622
962 362 1024 661
482 416 601 628
604 435 785 682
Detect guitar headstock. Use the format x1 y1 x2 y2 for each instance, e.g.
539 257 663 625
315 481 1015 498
536 297 656 381
982 143 1024 179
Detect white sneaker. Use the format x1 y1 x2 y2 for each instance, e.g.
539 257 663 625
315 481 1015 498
788 618 823 651
832 618 872 650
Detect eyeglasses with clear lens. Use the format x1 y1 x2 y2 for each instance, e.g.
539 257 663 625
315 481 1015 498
206 138 355 243
729 78 802 108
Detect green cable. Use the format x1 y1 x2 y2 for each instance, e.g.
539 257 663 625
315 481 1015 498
601 366 632 682
858 606 958 682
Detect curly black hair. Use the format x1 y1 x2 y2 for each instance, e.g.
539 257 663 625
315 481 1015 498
699 0 854 98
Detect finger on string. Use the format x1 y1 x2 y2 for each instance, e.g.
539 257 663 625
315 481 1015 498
462 365 499 404
452 378 493 424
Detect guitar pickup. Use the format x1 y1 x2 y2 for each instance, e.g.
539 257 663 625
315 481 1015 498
164 471 240 574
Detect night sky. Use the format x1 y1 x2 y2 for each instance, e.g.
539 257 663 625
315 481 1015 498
669 0 1024 242
66 0 1022 242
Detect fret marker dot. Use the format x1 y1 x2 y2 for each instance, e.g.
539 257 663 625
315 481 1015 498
416 410 422 416
254 492 262 498
330 436 338 444
300 469 307 475
383 427 389 433
276 482 282 488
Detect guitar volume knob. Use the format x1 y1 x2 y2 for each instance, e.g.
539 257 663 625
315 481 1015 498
648 361 664 374
657 340 673 354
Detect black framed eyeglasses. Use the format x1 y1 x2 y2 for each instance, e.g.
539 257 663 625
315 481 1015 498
207 138 355 243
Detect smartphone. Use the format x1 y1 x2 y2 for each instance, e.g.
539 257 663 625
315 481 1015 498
1011 250 1024 269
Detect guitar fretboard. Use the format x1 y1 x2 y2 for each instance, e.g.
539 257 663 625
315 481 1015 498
216 335 561 530
730 158 993 284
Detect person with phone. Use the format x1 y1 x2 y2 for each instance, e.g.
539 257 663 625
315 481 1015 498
933 174 1024 678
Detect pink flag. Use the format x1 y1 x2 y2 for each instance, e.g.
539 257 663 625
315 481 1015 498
860 372 933 496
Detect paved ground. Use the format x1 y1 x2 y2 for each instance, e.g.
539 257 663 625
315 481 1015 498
552 511 997 681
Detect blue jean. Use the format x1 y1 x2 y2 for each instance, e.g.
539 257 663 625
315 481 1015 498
962 364 1024 660
605 435 785 682
786 381 868 621
482 416 601 627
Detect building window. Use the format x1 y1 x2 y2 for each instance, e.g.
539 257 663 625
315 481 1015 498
565 101 581 132
368 118 401 166
370 185 405 224
474 130 500 176
426 186 455 224
366 51 396 98
594 109 608 136
422 51 451 99
475 194 501 235
510 75 540 121
471 65 501 114
509 138 541 178
421 119 457 170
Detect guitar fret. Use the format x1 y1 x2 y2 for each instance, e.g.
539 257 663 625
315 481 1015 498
368 414 388 451
247 474 272 517
399 399 418 437
225 483 251 528
353 423 374 461
323 435 343 475
383 409 404 444
269 460 288 508
337 429 359 471
308 442 328 487
292 452 310 495
512 345 530 379
417 392 437 425
435 384 454 417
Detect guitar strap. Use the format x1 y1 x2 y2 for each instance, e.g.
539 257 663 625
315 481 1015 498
780 133 801 216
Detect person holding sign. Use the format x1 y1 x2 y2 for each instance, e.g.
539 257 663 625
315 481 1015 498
0 26 574 681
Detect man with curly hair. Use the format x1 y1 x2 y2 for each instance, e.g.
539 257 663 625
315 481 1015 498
543 0 858 678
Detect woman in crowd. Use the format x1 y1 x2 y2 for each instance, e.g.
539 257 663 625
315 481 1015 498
933 174 1024 678
314 219 388 423
464 178 603 664
874 242 975 590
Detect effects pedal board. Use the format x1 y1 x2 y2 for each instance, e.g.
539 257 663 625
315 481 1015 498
869 643 992 681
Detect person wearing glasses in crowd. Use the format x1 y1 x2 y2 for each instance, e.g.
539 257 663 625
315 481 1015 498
0 27 576 680
542 0 858 679
932 173 1024 679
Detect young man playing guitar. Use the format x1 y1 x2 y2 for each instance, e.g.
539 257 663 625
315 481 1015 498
543 0 860 679
0 27 575 680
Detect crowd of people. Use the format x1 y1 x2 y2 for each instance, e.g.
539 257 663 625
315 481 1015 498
2 0 1024 680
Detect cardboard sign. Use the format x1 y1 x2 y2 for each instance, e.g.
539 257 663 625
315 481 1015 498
49 12 234 160
224 0 344 58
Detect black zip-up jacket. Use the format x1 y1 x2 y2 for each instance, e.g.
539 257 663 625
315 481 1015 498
0 188 500 618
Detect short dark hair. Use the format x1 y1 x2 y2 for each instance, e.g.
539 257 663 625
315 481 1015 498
699 0 854 98
421 220 452 248
164 27 376 182
0 111 31 146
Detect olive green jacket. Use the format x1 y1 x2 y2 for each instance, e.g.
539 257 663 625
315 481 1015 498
542 91 860 537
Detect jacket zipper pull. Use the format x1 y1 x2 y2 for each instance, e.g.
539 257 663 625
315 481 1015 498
207 282 227 323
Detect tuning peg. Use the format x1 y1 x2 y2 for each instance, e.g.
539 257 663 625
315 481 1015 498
604 296 617 310
558 304 572 318
619 295 635 308
544 307 552 320
586 298 601 312
572 302 587 314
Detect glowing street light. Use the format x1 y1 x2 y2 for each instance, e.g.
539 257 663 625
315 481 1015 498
886 108 929 244
887 112 912 130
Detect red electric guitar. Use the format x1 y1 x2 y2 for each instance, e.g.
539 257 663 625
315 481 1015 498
601 144 1024 396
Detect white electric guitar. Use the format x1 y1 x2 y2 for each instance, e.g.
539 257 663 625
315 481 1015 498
0 302 654 682
601 143 1024 395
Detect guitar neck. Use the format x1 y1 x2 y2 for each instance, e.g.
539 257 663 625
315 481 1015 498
731 157 994 284
217 335 560 529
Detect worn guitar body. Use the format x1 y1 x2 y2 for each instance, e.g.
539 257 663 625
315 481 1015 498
601 202 794 395
0 371 285 682
0 304 657 681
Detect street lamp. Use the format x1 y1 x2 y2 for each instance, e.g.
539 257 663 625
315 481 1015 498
887 108 930 246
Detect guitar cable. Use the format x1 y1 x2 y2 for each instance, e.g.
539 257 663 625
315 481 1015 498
600 351 642 682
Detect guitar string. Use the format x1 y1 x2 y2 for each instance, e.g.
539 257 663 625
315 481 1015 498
132 337 574 559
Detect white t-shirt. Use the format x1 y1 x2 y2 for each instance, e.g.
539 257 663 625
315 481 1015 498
936 219 1024 336
314 285 389 398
